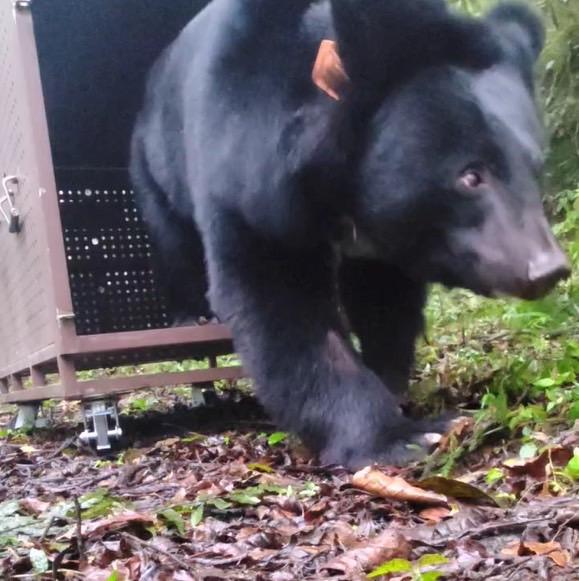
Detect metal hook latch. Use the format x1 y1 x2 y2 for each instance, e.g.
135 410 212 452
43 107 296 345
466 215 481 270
1 176 21 233
13 0 32 11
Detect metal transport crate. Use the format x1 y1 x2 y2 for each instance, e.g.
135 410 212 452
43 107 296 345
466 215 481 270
0 0 241 410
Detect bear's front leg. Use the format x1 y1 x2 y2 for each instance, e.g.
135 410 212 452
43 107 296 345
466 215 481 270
202 213 443 469
339 258 427 397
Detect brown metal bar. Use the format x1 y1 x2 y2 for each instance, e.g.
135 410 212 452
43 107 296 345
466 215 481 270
64 366 243 401
14 0 77 355
0 383 66 404
10 375 24 391
60 325 233 356
0 366 244 405
57 355 79 398
30 366 47 388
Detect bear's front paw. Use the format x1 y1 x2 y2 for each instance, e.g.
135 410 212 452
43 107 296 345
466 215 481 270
320 416 453 470
374 415 457 467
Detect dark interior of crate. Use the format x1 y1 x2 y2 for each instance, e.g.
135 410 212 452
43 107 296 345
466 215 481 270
31 0 209 336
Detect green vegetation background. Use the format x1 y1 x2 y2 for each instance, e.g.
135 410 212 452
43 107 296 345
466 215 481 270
453 0 579 192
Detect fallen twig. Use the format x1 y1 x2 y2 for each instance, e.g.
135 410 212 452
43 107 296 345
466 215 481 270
73 496 85 563
121 532 193 572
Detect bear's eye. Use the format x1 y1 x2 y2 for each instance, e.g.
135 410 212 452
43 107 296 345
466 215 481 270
459 170 484 190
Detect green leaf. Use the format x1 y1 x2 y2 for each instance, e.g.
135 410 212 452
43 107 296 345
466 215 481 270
0 535 18 550
299 481 321 498
367 558 412 578
0 513 44 538
262 483 289 495
208 498 233 511
228 492 261 506
190 505 204 527
182 433 206 444
417 554 449 568
158 508 186 535
106 572 121 581
485 468 504 486
533 377 556 388
247 462 274 473
0 501 20 518
78 489 125 519
566 456 579 480
267 432 288 446
420 572 445 581
519 442 538 460
29 548 49 574
569 401 579 421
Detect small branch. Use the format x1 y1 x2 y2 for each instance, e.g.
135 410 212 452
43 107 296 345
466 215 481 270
36 437 77 465
456 517 551 541
73 496 85 563
121 532 193 572
551 513 577 542
41 516 58 542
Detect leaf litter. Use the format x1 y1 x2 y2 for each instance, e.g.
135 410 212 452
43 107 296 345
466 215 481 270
0 395 578 580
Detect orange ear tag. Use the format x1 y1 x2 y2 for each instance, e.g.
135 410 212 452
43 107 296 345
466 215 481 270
312 39 350 101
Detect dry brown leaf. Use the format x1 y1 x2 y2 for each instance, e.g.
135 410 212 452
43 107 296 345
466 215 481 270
418 506 452 523
501 540 571 567
19 498 50 516
501 540 523 557
353 466 448 506
171 573 197 581
416 476 498 506
437 416 474 453
503 447 573 480
323 529 410 575
19 444 38 454
80 511 156 538
78 566 128 581
547 550 572 568
171 487 188 504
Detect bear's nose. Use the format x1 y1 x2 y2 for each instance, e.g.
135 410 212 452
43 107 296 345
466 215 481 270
525 249 571 299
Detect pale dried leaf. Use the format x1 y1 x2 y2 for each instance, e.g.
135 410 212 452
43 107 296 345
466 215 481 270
419 507 452 523
323 529 410 575
353 467 448 506
19 498 50 516
417 476 498 506
80 511 156 538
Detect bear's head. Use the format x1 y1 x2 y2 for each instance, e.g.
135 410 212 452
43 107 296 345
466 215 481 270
329 0 570 299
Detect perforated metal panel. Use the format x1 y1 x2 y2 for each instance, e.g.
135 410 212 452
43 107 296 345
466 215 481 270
56 170 171 335
0 1 54 372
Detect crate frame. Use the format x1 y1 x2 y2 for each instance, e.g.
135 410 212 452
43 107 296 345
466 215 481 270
0 0 241 406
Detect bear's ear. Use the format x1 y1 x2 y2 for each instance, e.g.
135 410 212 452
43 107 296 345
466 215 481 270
330 0 501 90
486 2 545 62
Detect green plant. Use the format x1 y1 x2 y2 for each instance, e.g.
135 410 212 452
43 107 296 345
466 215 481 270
368 554 449 580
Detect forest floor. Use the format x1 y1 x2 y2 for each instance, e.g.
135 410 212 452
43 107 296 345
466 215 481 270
0 381 578 581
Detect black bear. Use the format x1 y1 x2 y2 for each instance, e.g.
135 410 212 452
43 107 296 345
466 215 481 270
131 0 570 468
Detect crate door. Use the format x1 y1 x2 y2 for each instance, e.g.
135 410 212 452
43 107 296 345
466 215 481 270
0 1 68 377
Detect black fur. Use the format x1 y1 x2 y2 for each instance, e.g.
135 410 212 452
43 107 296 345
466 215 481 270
131 0 561 468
